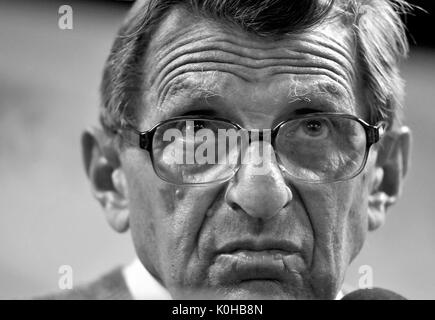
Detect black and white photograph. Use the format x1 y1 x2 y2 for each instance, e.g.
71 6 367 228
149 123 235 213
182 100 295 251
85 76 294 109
0 0 434 304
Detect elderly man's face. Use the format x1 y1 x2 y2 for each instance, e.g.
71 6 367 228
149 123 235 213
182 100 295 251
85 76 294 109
115 8 382 299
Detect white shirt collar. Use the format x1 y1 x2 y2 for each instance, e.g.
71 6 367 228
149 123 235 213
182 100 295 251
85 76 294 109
335 290 344 300
122 258 172 300
123 258 344 300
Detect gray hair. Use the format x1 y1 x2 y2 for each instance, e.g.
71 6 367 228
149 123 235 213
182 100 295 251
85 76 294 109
100 0 412 133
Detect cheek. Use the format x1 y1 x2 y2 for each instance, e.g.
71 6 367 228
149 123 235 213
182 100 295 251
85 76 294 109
122 150 223 287
346 172 370 261
345 152 380 261
122 150 164 278
301 175 369 253
157 185 225 288
296 173 370 295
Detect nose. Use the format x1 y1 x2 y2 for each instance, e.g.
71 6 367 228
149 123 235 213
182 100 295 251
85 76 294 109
225 141 292 220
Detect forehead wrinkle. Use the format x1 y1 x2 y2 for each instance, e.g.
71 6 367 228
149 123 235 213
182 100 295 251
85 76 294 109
145 15 358 119
149 33 354 88
153 44 353 94
148 37 355 110
297 39 355 81
153 45 354 106
151 22 353 64
308 31 355 67
145 7 356 82
158 62 353 109
150 19 209 52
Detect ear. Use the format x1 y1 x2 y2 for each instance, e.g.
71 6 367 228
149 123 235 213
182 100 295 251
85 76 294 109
81 128 130 233
368 126 411 231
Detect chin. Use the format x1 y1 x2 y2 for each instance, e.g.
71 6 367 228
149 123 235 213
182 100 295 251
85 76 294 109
184 281 312 300
228 280 317 300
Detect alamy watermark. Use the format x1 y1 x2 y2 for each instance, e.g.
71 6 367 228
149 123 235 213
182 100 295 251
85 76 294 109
58 5 73 30
358 264 374 289
58 265 73 290
161 123 273 175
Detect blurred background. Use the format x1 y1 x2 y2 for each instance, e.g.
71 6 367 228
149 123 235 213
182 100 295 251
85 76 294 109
0 0 434 299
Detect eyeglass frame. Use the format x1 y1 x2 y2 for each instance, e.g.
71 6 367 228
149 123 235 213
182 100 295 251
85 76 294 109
115 112 387 185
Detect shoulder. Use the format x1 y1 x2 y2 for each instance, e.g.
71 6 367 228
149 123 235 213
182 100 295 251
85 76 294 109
35 266 132 300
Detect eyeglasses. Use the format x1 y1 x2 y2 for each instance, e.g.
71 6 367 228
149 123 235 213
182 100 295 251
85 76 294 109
116 113 386 185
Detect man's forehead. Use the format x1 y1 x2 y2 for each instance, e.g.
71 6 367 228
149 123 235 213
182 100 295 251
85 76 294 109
146 6 354 60
141 6 359 124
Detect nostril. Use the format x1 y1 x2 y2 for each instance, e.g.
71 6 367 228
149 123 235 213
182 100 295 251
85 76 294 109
229 201 241 212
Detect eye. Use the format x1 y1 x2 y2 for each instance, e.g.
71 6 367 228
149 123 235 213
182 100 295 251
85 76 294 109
192 120 208 133
176 119 210 133
296 118 330 139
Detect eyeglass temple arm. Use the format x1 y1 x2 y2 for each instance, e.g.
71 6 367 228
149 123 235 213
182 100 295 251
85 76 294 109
367 121 387 145
115 127 152 151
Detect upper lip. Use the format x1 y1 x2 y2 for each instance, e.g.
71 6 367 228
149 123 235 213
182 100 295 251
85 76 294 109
216 239 299 255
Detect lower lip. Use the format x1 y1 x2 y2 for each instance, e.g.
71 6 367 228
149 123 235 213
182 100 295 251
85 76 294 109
213 250 303 283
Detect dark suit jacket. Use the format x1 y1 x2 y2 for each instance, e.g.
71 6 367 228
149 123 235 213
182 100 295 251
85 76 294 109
38 267 132 300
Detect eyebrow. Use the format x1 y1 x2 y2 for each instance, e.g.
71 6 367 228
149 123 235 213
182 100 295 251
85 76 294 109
288 92 355 116
157 75 355 124
157 75 223 107
159 92 354 130
286 77 355 109
160 90 224 118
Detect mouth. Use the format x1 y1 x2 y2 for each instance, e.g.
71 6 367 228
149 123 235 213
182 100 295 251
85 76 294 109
217 239 299 255
212 240 304 284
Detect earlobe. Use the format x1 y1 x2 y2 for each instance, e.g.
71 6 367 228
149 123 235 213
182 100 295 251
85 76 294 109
368 168 388 231
367 126 411 231
81 128 130 233
109 168 130 232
